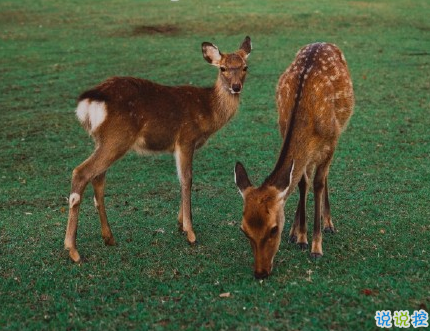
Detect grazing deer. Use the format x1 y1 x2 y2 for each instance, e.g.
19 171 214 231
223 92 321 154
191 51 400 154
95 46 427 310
65 36 252 262
235 42 354 279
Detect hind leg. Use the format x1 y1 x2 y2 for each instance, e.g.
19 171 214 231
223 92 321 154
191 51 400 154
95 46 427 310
311 161 332 258
64 146 127 262
92 172 116 246
322 177 335 233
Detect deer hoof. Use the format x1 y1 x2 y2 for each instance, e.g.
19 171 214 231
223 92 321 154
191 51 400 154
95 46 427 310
186 231 196 244
310 252 323 259
289 235 297 243
188 239 198 246
297 243 309 250
324 226 335 234
68 248 81 263
103 236 116 246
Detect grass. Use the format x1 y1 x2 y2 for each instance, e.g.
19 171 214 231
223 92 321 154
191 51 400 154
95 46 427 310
1 0 430 329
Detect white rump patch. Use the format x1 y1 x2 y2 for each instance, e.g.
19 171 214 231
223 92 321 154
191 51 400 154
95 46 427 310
76 99 107 133
76 99 90 123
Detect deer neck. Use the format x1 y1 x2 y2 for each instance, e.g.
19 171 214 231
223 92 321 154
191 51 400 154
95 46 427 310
210 77 241 130
264 126 309 198
265 150 304 195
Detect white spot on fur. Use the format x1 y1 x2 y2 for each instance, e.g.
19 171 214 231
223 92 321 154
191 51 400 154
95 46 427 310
335 91 343 99
76 99 107 133
93 196 99 208
277 93 283 106
69 193 81 208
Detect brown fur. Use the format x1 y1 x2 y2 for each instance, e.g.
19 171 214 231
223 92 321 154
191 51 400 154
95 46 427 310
235 42 354 278
65 37 252 262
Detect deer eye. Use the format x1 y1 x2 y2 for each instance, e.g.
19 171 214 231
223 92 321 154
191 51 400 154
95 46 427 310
243 66 248 72
220 66 227 72
270 225 279 238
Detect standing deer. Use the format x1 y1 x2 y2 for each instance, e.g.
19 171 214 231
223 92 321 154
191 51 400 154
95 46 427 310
65 36 252 262
235 42 354 279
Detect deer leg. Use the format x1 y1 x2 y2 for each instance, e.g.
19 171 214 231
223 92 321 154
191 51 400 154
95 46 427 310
175 146 196 244
322 177 335 233
64 146 127 262
311 163 331 258
92 172 115 246
288 202 300 243
289 174 309 249
177 203 184 232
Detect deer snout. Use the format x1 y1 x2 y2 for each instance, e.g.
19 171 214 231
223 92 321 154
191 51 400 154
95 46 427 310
231 83 242 94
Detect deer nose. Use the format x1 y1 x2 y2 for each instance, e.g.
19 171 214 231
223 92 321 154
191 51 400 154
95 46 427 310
254 270 269 280
231 83 242 93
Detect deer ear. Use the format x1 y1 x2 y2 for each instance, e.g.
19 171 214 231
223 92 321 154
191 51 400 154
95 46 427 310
235 162 252 198
202 42 222 66
238 36 252 59
277 161 295 200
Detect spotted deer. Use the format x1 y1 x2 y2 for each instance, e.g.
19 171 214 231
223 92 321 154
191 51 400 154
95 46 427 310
235 42 354 279
65 36 252 262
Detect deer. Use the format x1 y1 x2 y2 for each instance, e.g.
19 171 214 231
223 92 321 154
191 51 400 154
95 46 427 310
64 36 252 262
234 42 354 279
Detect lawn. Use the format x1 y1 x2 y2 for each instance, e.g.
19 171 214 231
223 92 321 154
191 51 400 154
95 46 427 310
1 0 429 330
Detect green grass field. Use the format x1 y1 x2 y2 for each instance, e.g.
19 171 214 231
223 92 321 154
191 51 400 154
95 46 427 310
1 0 430 329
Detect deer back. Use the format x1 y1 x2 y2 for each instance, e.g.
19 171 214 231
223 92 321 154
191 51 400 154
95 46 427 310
276 43 354 155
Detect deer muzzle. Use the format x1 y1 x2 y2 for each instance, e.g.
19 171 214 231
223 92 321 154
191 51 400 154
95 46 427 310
231 83 242 94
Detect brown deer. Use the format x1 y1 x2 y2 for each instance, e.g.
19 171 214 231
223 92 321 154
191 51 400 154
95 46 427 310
65 36 252 262
234 42 354 279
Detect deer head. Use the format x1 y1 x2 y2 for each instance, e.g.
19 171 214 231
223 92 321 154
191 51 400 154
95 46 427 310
235 161 294 279
202 36 252 94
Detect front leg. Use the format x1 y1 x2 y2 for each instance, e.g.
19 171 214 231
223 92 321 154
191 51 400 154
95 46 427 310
177 203 183 232
175 145 196 244
289 174 309 249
